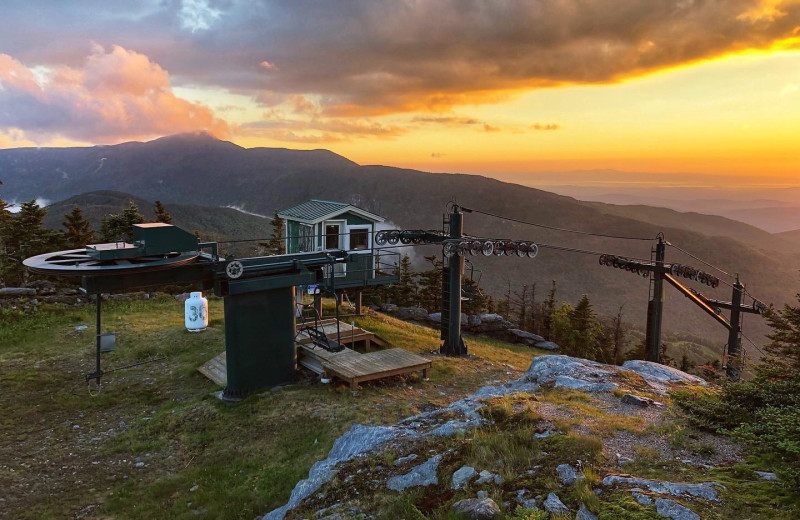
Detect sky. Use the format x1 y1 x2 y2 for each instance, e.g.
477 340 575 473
1 0 799 187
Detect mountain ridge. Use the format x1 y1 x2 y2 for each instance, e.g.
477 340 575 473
2 134 795 344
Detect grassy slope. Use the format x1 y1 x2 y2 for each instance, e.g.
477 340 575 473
1 300 795 519
0 297 534 519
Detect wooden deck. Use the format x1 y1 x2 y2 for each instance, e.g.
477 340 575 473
297 343 431 389
198 319 431 390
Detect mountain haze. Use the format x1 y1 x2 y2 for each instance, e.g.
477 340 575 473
2 133 796 346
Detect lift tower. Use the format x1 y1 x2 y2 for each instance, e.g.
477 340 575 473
440 205 467 356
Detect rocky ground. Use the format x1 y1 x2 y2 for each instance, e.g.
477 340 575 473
268 356 782 520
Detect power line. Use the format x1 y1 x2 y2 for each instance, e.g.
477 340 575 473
460 206 657 241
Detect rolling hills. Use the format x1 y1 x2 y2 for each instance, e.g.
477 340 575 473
2 132 797 345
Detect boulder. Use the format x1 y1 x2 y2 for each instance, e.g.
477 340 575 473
601 475 725 501
395 307 429 321
451 498 501 520
175 292 190 302
475 469 500 485
392 454 418 467
507 329 545 345
522 355 618 392
380 303 398 312
621 394 656 407
543 493 569 515
0 287 36 297
477 313 514 332
468 315 482 327
576 504 598 520
451 465 477 489
533 341 560 351
654 498 700 520
631 492 652 506
556 464 582 486
386 454 442 491
622 360 706 391
428 312 442 323
755 471 779 481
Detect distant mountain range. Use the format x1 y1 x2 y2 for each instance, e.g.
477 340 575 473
2 132 797 346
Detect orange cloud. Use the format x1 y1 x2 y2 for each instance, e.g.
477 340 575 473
0 45 229 144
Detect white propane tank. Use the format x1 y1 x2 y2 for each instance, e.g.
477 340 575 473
185 292 208 332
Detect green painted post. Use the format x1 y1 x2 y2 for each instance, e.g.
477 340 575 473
645 238 665 363
726 278 744 381
440 205 467 356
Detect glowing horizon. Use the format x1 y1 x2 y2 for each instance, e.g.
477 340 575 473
1 1 798 187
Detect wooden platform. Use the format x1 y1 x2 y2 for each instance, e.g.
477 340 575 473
197 319 431 390
297 343 431 389
295 318 390 351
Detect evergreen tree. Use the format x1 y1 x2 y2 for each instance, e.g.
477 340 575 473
62 205 95 248
417 255 442 312
153 200 172 224
101 201 145 243
462 278 491 315
392 254 417 306
541 280 558 340
759 297 800 379
550 302 575 350
569 294 603 359
266 210 285 255
0 199 63 285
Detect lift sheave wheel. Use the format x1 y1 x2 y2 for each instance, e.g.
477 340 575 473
23 248 201 276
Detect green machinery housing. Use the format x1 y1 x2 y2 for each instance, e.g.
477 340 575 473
24 222 399 399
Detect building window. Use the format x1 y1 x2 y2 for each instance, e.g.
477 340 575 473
325 224 341 249
299 224 314 252
349 228 369 250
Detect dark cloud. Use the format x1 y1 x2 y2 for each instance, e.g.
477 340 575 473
1 0 798 120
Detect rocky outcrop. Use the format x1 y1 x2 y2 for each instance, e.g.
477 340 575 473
602 475 725 501
386 454 442 491
655 498 701 520
543 493 569 514
451 465 477 489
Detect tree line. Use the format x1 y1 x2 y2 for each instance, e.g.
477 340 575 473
0 182 172 286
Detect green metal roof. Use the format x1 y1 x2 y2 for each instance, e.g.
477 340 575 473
278 199 384 224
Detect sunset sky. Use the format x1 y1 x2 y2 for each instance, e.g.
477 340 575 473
1 0 799 186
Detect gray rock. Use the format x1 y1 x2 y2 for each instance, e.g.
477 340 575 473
468 315 482 327
428 312 442 323
554 375 617 392
451 465 477 489
655 498 700 520
174 293 190 302
544 493 569 514
602 475 725 501
576 504 598 520
534 341 560 351
393 453 418 467
556 464 582 486
395 307 429 321
508 329 545 345
380 303 398 312
451 498 501 520
475 470 496 485
522 356 616 391
520 499 539 510
622 360 706 392
476 490 488 499
264 425 399 520
621 394 656 407
0 287 36 297
617 454 634 467
632 492 652 506
755 471 779 481
534 431 552 439
461 313 468 325
386 454 442 491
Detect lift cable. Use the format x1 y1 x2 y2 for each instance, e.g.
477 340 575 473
666 242 733 279
460 206 657 242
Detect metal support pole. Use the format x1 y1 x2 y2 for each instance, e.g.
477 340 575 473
440 205 467 356
645 239 665 363
95 293 102 377
726 278 744 381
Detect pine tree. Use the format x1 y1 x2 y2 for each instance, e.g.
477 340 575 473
62 205 95 248
417 255 442 312
541 280 558 340
0 199 63 285
153 200 172 224
392 254 417 306
101 201 145 243
569 294 603 359
758 296 800 380
267 210 285 255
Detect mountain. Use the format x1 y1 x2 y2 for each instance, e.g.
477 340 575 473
2 133 796 345
42 190 269 254
777 228 800 246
